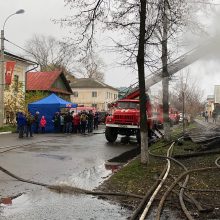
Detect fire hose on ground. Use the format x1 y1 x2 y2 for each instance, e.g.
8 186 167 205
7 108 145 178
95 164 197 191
0 165 144 200
130 138 219 220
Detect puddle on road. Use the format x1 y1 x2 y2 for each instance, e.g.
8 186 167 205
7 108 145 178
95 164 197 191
0 147 142 220
0 189 131 220
0 147 183 220
59 163 112 190
63 147 140 190
0 192 184 220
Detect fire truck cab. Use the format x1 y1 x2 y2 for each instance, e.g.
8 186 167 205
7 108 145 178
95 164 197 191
105 97 152 143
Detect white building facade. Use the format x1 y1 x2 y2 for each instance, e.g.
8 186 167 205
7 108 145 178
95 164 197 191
70 78 118 111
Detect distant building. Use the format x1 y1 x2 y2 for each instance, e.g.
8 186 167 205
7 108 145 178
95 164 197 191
206 94 214 115
213 85 220 115
3 51 37 91
70 78 118 111
2 51 37 123
214 85 220 103
26 70 73 100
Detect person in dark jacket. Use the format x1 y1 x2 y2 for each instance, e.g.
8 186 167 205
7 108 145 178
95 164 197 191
26 112 34 137
94 112 99 130
59 114 65 133
80 111 88 134
53 112 60 133
87 110 94 133
34 111 40 133
212 110 217 123
17 112 27 138
64 112 73 133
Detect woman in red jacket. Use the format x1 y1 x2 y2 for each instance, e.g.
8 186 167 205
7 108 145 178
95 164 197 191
73 113 81 133
40 116 47 133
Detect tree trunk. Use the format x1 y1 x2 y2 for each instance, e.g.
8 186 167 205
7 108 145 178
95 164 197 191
162 0 171 141
137 0 149 164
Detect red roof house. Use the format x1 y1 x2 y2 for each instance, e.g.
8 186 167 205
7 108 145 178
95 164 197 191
26 71 73 96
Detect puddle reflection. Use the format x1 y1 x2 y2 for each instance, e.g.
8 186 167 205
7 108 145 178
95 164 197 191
56 163 112 190
1 189 131 220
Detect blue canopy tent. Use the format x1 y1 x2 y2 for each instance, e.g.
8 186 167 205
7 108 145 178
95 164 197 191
28 93 77 132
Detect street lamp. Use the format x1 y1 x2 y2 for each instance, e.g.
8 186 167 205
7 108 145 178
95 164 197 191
0 9 25 127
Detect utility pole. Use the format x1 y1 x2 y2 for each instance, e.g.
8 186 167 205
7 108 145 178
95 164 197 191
0 9 25 127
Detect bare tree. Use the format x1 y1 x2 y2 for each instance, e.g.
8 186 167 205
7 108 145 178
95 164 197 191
170 71 204 118
25 34 106 82
57 0 164 164
160 0 170 141
75 54 105 82
149 0 212 141
25 34 75 72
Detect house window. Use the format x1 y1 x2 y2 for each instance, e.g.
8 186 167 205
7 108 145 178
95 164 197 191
114 94 117 99
92 91 97 97
73 91 78 97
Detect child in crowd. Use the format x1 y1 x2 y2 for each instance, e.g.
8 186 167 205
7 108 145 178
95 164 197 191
40 116 47 133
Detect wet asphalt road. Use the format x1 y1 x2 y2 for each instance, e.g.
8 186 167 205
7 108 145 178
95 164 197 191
0 128 136 220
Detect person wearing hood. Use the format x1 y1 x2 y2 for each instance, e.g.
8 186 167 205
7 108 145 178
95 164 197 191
40 116 47 133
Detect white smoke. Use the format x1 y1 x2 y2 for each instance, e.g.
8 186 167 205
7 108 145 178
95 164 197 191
178 4 220 98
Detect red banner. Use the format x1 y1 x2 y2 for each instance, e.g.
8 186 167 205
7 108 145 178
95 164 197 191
5 61 16 85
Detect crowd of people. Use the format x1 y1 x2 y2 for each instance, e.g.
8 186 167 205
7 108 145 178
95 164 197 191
202 110 218 123
52 110 99 134
16 110 101 138
16 111 47 138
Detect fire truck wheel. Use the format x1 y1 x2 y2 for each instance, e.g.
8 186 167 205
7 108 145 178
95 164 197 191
105 127 118 143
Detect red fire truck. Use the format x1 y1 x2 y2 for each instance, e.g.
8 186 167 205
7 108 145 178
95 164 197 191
104 92 178 143
105 91 153 143
153 104 179 129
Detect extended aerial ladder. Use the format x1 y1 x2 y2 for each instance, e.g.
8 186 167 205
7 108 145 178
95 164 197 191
123 36 220 99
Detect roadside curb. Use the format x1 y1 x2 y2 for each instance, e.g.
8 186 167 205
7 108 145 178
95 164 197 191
0 131 12 135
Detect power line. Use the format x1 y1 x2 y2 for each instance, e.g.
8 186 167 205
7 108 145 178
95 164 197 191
4 38 34 55
3 38 38 65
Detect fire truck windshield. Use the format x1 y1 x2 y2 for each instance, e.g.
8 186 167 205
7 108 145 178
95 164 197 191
117 102 139 109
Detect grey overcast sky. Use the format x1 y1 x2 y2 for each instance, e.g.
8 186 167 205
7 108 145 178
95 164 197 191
1 0 220 99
